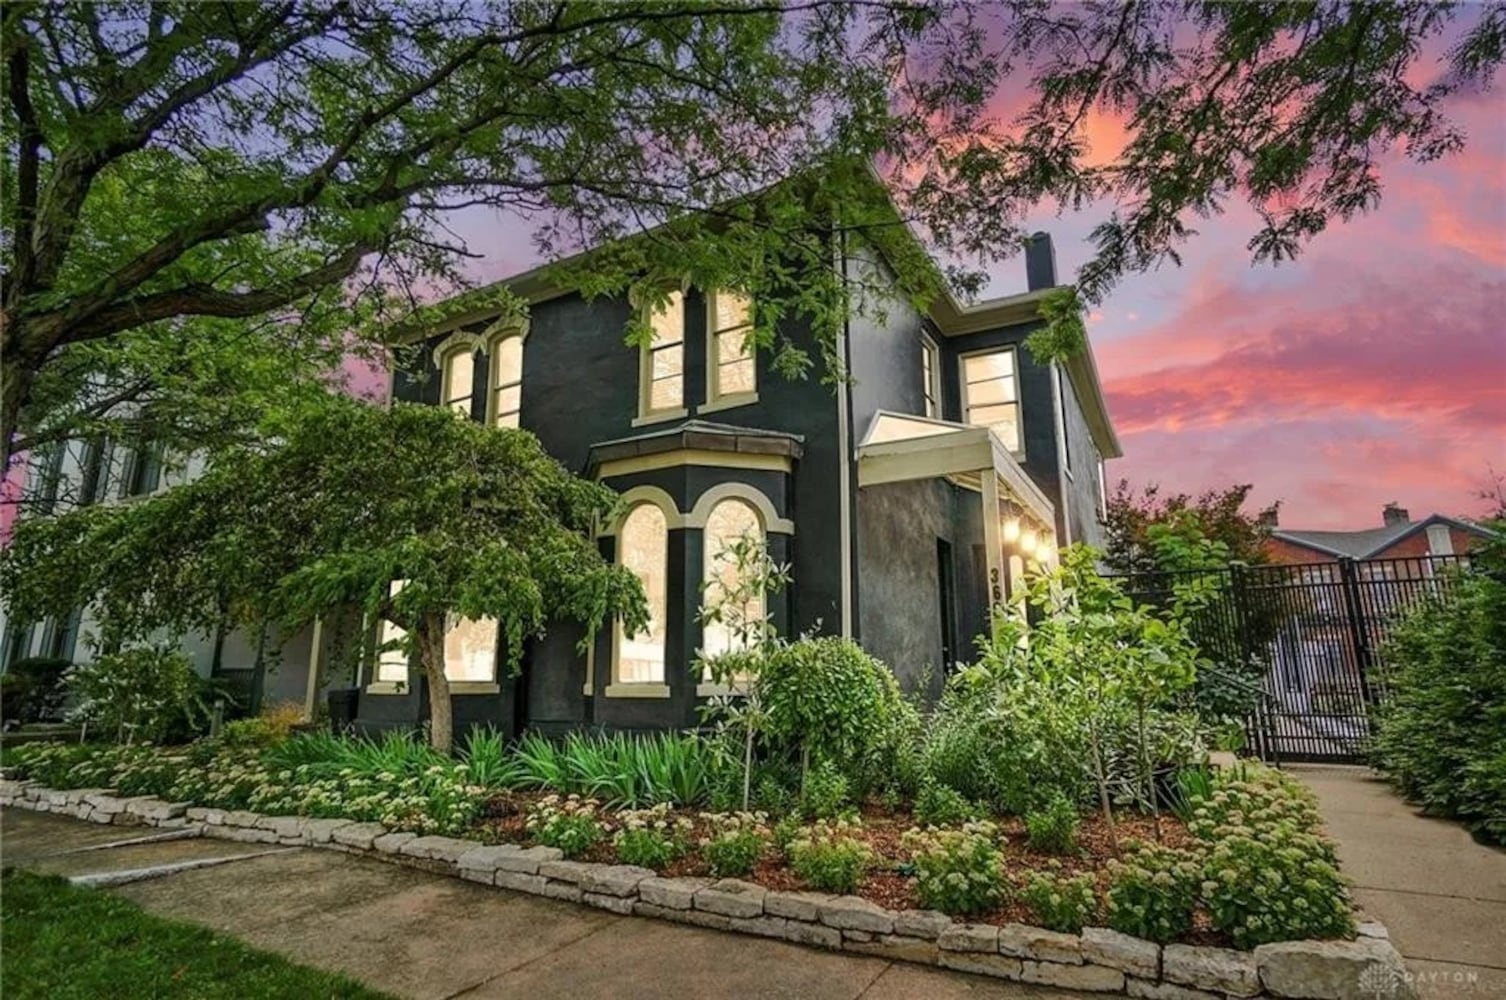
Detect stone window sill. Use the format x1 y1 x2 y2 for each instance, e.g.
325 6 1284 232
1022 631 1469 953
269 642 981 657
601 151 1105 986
604 683 672 699
631 408 688 428
697 393 758 416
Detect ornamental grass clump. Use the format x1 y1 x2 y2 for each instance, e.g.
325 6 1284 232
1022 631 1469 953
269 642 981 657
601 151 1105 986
1105 840 1202 943
1022 864 1098 932
613 803 693 870
901 820 1006 915
788 817 872 893
525 794 605 857
698 811 771 876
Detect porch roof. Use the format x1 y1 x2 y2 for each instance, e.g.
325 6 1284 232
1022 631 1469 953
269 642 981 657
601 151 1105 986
855 411 1056 530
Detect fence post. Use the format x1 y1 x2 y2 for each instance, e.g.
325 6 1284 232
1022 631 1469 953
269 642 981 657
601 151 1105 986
1228 562 1278 766
1337 557 1376 719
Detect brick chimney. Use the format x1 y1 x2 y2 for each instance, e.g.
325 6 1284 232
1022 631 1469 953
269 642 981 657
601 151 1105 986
1025 232 1057 291
1382 503 1410 527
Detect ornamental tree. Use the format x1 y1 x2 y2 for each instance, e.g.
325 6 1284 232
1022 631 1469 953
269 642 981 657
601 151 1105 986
0 398 648 752
4 1 1502 469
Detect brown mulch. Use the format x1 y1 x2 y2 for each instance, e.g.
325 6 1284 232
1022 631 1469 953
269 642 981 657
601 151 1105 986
466 791 1230 946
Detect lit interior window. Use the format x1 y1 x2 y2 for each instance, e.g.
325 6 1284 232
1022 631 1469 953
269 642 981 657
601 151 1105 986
376 580 410 683
644 292 685 413
442 350 474 416
444 614 498 683
962 348 1021 452
701 498 765 661
491 335 523 428
616 503 668 683
710 290 756 400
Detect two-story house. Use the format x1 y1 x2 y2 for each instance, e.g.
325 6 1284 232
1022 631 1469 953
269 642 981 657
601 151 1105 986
355 225 1121 738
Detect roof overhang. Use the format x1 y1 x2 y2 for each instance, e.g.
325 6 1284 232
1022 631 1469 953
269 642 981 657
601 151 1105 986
855 412 1056 531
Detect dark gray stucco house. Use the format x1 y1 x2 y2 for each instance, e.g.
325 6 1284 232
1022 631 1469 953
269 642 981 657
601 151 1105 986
353 226 1122 738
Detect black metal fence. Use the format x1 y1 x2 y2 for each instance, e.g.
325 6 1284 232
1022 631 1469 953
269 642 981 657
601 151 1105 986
1111 554 1471 764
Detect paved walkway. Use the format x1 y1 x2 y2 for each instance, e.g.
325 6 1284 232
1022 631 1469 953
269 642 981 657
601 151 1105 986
1289 765 1506 999
0 808 1083 1000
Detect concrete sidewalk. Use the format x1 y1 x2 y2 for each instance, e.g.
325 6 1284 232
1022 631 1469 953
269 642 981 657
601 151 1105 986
1289 765 1506 999
0 808 1081 1000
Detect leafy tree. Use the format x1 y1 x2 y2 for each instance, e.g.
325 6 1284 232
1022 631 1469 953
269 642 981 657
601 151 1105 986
0 398 647 752
1103 481 1274 576
5 1 1502 469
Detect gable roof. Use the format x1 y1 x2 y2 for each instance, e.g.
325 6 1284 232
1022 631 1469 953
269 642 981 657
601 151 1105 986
1272 514 1497 559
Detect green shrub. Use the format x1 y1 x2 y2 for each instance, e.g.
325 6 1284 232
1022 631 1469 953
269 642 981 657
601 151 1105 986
800 761 849 819
1373 555 1506 845
914 781 980 827
65 646 212 744
699 811 771 877
1190 767 1354 947
613 804 692 869
787 818 872 893
901 820 1006 915
523 794 605 857
0 657 71 725
1022 867 1098 932
1106 840 1202 943
1025 791 1080 854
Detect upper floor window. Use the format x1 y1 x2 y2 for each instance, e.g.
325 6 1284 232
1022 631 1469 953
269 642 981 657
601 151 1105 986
1055 366 1072 474
441 348 475 417
640 291 685 418
615 502 669 684
121 443 162 498
921 335 940 418
701 498 765 659
489 334 524 429
1426 523 1454 556
707 289 756 406
961 347 1021 453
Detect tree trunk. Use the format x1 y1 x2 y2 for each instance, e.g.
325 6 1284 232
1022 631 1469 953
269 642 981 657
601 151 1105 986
416 612 454 755
741 724 754 812
1088 724 1118 852
1137 700 1162 842
1 356 31 474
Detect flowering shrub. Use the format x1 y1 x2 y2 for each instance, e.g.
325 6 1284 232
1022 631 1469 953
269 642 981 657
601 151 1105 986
787 818 871 893
1190 768 1353 947
1022 865 1098 932
699 811 770 876
525 795 605 857
613 804 692 869
1024 791 1080 854
1106 840 1202 943
913 781 980 827
901 821 1006 915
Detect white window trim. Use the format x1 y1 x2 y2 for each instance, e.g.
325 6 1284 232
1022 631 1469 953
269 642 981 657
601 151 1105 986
958 345 1025 458
702 288 759 414
484 321 529 429
607 496 678 696
921 332 941 419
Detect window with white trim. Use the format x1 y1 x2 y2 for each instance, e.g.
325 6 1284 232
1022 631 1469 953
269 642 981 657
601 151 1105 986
375 580 410 684
641 291 685 416
1426 523 1454 556
441 349 475 416
708 289 756 404
701 498 765 660
921 335 941 418
961 347 1021 452
444 614 498 683
615 503 668 684
489 334 523 428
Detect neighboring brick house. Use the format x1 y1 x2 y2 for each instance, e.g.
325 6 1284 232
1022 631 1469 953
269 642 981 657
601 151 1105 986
1264 503 1495 565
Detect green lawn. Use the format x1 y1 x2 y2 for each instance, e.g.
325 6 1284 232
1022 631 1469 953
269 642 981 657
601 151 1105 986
0 868 392 1000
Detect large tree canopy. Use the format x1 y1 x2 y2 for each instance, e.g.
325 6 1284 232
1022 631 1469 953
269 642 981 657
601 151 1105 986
3 0 1501 469
0 399 648 750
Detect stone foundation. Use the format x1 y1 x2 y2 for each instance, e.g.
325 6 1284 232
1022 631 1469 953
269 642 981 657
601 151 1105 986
0 778 1415 1000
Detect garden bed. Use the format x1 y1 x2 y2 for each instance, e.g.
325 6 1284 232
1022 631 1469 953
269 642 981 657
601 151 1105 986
1 776 1415 1000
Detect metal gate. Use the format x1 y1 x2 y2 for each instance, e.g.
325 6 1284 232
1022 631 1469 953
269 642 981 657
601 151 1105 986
1113 555 1469 764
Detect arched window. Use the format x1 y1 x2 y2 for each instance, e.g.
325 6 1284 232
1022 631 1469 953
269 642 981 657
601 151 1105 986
489 334 524 428
441 349 475 416
701 498 765 658
615 503 669 684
